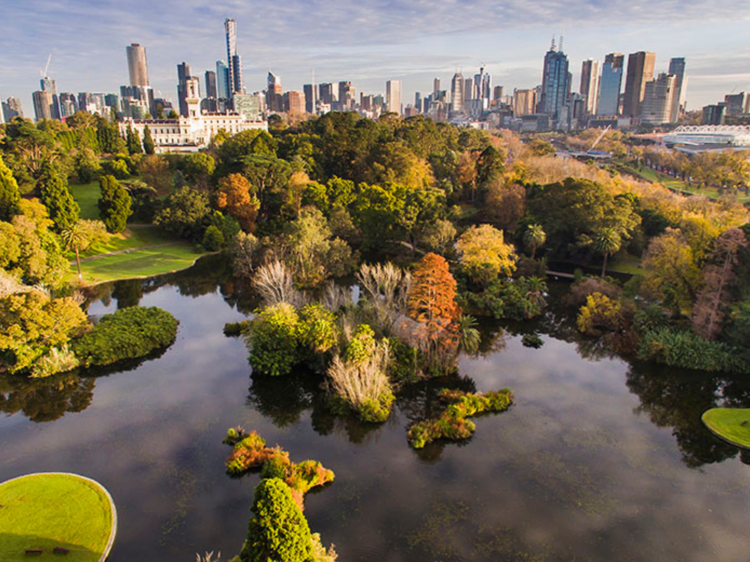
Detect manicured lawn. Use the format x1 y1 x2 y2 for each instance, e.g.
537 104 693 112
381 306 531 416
622 165 750 203
702 408 750 449
0 473 115 562
69 181 101 220
75 243 206 283
80 225 176 257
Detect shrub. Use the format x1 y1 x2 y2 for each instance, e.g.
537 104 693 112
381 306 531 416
463 277 546 321
297 304 339 355
202 225 225 251
407 388 514 449
246 303 300 376
521 333 544 348
73 306 179 367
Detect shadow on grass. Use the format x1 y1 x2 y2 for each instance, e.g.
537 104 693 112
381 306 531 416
0 533 100 561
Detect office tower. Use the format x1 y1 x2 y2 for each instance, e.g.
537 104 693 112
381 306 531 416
0 98 4 124
539 38 570 121
205 71 217 100
433 78 440 96
702 104 726 125
2 97 23 121
303 84 315 113
338 81 355 111
319 83 334 105
33 90 54 121
126 44 149 87
622 51 656 118
225 18 239 98
177 62 191 117
580 59 600 115
284 91 306 114
473 67 491 110
266 72 283 113
724 92 750 115
233 93 264 120
216 61 229 100
668 58 686 123
597 53 624 116
415 92 422 114
493 86 503 101
230 55 244 95
59 92 78 118
450 73 464 115
513 89 537 118
386 80 402 114
39 76 61 120
641 73 676 125
104 94 120 112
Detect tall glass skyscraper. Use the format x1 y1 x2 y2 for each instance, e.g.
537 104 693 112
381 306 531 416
216 61 229 100
539 41 569 121
597 53 624 116
668 57 686 123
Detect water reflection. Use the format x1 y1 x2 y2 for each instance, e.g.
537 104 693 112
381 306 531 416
0 372 95 423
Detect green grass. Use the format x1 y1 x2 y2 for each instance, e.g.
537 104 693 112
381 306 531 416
69 181 101 221
702 408 750 449
80 225 176 257
0 473 115 562
621 164 750 203
75 243 206 283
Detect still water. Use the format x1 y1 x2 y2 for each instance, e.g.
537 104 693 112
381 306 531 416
1 256 749 562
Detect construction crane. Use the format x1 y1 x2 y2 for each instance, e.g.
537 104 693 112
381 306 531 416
588 125 611 153
40 53 53 78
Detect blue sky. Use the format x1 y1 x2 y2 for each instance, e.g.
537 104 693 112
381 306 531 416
1 0 749 116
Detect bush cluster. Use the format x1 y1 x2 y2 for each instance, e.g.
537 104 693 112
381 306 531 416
73 306 179 367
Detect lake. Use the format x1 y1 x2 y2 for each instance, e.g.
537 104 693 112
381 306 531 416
1 255 749 562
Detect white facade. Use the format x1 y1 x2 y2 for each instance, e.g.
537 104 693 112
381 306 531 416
120 90 266 152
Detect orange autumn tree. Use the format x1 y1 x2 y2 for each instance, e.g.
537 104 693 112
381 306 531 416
407 252 461 374
216 173 260 232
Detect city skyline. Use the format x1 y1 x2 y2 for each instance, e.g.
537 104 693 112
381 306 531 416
1 0 749 116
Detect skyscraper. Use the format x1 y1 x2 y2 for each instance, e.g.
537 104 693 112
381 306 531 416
338 81 355 111
641 73 675 125
32 90 54 121
319 83 334 105
513 89 537 118
126 44 149 87
205 71 217 100
266 72 283 113
216 61 229 100
2 97 23 121
668 57 686 123
386 80 402 114
284 91 306 115
303 84 317 114
225 19 244 98
579 59 600 115
539 38 570 121
623 51 656 119
450 73 464 115
433 78 440 96
597 53 624 116
177 62 196 117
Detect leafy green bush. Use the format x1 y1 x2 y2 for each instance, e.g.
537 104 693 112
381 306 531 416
637 327 750 374
202 225 225 251
521 333 544 348
246 303 300 376
462 277 546 321
73 306 178 367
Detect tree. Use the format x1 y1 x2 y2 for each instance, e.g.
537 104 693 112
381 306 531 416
642 228 701 315
98 175 132 233
38 167 80 232
0 154 21 221
592 227 622 278
183 152 215 187
456 224 517 286
486 181 525 231
154 186 211 240
691 228 748 340
60 220 108 280
522 223 546 260
239 478 312 562
73 148 101 183
142 125 155 155
407 253 461 373
202 225 225 251
138 155 172 193
126 125 142 155
475 145 505 188
216 173 260 232
168 109 178 119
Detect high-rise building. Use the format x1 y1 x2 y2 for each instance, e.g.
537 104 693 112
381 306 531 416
414 92 422 114
597 53 624 116
284 91 306 115
225 18 237 98
126 44 149 87
2 97 23 121
205 71 217 100
623 51 656 119
233 93 265 121
724 92 750 115
319 83 334 105
513 89 537 118
668 58 686 123
386 80 402 114
303 84 316 114
39 76 61 120
338 81 355 111
266 72 283 113
177 62 199 117
463 78 474 104
0 98 4 124
493 86 503 101
473 67 491 111
32 90 54 121
216 61 229 100
230 55 244 95
702 104 726 125
539 39 570 121
450 73 464 115
59 92 78 118
433 78 440 96
641 73 676 125
579 59 600 116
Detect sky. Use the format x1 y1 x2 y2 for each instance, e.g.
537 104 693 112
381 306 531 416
1 0 750 118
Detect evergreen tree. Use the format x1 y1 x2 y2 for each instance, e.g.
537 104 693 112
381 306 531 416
0 155 21 221
126 125 142 155
98 175 132 233
39 167 80 232
240 478 312 562
142 125 155 155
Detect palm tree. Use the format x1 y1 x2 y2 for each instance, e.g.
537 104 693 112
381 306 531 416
523 224 546 260
592 227 622 278
60 222 89 280
457 314 481 355
524 276 547 308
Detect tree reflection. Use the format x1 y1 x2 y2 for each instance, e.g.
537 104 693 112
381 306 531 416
0 372 95 423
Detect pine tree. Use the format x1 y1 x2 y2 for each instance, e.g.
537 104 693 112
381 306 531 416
98 175 132 233
142 125 155 155
0 155 21 221
39 167 80 232
126 125 142 155
240 478 312 562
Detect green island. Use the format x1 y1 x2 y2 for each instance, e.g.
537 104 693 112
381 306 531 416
0 473 116 562
702 408 750 449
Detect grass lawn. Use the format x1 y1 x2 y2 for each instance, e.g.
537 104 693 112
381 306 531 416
621 164 750 203
69 181 101 221
0 473 115 562
79 225 177 257
702 408 750 449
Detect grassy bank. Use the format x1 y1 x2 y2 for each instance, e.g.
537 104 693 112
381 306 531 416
69 181 101 220
0 473 115 562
